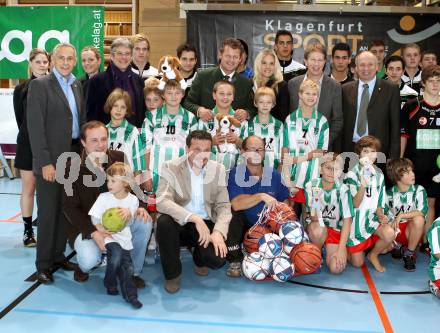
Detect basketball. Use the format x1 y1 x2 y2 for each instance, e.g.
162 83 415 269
265 202 297 232
270 255 295 282
279 220 305 254
258 233 283 259
243 225 271 254
242 252 270 281
289 242 322 276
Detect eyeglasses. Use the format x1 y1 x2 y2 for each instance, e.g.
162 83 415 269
113 52 131 58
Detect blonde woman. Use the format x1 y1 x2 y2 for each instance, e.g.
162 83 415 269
253 48 290 121
13 48 49 246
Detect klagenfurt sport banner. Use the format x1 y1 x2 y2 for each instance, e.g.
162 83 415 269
187 10 440 69
0 6 104 79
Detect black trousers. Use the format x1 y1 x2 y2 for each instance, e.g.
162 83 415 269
225 211 251 264
35 176 67 271
156 214 226 280
35 143 81 271
104 242 137 301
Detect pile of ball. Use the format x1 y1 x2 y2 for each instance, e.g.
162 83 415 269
242 203 322 282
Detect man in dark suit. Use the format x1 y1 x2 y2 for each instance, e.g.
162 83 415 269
183 38 255 122
288 43 343 148
338 51 400 160
86 37 145 127
27 43 86 284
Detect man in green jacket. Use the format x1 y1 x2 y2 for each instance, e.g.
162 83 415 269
183 38 255 122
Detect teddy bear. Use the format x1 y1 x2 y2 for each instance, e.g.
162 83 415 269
216 114 241 154
310 186 324 226
157 55 187 91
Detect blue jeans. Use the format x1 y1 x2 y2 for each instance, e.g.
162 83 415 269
74 218 153 275
104 242 137 301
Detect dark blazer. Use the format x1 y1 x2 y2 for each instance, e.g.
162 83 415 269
27 72 86 174
183 67 255 117
86 65 145 127
288 74 343 147
62 150 124 247
271 80 290 122
338 78 401 159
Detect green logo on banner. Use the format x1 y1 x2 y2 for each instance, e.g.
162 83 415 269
0 6 104 79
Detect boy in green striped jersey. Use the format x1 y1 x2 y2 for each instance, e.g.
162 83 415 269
197 81 245 171
104 88 146 172
344 136 395 272
428 217 440 298
142 80 198 193
304 153 354 274
241 87 283 169
281 79 329 218
386 158 427 272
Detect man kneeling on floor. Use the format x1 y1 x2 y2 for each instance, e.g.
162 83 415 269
156 130 232 294
226 135 290 277
62 121 152 288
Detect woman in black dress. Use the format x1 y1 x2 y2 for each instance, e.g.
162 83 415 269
13 48 49 247
253 48 290 122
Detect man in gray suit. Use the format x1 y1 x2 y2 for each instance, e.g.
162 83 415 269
338 51 400 159
28 43 86 284
288 43 343 149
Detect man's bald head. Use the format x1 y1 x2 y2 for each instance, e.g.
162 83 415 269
356 51 378 81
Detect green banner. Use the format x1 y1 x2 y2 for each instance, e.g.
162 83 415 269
0 6 104 79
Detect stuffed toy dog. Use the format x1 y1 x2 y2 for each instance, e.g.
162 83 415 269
157 55 187 91
216 114 241 154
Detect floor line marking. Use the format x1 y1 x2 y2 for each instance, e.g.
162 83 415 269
361 265 394 333
0 252 76 319
12 308 382 333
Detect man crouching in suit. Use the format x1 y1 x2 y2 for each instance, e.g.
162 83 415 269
156 130 232 293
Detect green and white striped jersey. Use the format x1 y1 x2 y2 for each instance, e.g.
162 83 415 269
344 163 387 247
386 184 428 222
428 218 440 282
241 114 283 169
141 105 198 192
106 119 145 172
283 108 329 189
197 107 245 171
304 178 354 231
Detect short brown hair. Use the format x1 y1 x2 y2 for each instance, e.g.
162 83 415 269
29 48 49 62
106 162 134 192
219 38 244 56
368 40 385 49
104 88 133 117
304 43 326 61
386 158 414 184
163 79 184 93
80 121 108 141
213 80 235 94
186 130 213 147
421 64 440 83
320 152 341 167
254 86 276 105
354 135 381 155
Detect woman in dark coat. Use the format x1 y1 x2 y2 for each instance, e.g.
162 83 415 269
13 48 49 247
253 48 290 122
79 46 101 102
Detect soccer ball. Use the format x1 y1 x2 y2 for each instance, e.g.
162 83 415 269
258 233 283 259
279 221 305 254
270 255 295 282
242 252 270 281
